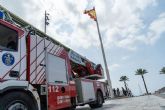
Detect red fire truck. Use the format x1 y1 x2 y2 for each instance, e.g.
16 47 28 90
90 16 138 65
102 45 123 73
0 5 107 110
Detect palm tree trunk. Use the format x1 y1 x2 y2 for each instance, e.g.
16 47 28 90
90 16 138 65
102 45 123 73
124 81 127 91
124 81 128 96
141 75 149 95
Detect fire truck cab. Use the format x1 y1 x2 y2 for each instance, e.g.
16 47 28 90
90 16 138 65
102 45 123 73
0 6 107 110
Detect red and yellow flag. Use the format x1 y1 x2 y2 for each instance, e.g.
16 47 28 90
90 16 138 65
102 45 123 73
84 7 97 21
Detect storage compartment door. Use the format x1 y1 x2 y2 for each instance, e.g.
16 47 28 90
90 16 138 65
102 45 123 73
82 81 96 102
47 53 68 84
76 79 96 103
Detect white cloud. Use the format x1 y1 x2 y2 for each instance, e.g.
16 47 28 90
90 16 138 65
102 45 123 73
95 0 158 51
146 13 165 44
117 38 137 51
0 0 162 51
109 64 120 71
122 56 129 60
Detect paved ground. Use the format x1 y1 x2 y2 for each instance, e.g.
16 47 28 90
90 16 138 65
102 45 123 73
158 93 165 99
76 95 165 110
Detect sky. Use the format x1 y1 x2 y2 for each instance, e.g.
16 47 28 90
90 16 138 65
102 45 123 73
0 0 165 96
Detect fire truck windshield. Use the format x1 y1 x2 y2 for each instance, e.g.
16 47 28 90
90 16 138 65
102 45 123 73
0 24 18 51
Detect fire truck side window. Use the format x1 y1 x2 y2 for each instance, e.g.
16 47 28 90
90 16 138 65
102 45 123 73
0 24 18 51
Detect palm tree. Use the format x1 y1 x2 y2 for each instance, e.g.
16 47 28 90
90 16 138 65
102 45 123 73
119 76 129 91
160 67 165 74
135 68 149 95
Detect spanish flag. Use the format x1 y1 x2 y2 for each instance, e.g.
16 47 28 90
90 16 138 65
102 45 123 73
84 7 97 21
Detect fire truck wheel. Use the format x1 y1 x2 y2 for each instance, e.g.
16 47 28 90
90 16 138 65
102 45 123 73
69 97 76 110
0 91 38 110
89 91 103 108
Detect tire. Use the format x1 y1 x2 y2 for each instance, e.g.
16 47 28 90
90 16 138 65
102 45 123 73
89 91 103 108
70 97 76 110
0 91 38 110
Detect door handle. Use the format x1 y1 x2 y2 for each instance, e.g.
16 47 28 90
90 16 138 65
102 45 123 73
40 64 46 67
9 70 19 77
61 87 65 93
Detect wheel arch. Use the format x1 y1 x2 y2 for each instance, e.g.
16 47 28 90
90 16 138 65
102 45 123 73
0 80 40 110
0 80 29 96
0 87 39 109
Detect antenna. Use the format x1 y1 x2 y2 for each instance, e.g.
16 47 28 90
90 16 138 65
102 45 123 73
44 10 49 33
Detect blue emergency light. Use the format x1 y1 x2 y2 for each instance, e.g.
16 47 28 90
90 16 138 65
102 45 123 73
0 11 4 19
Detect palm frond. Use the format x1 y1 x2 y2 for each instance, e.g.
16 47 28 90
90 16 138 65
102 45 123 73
135 68 148 75
119 75 129 81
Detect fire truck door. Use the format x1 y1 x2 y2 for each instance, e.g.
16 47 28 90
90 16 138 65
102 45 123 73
46 52 71 110
0 21 25 80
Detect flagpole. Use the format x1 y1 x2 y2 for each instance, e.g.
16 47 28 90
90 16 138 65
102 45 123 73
95 10 114 98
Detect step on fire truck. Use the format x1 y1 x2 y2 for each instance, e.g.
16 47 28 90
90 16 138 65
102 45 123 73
0 5 107 110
